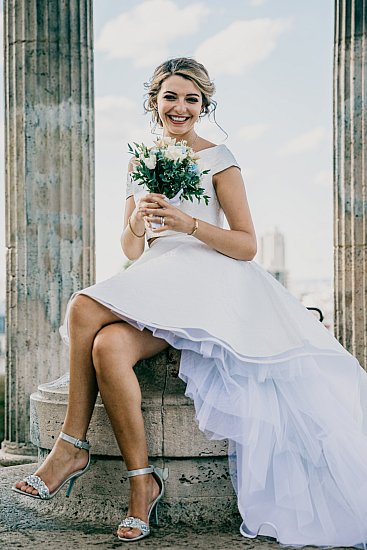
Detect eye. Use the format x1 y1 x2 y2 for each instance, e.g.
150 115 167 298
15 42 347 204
187 97 199 103
163 95 176 101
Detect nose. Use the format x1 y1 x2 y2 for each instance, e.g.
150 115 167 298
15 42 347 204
172 98 187 114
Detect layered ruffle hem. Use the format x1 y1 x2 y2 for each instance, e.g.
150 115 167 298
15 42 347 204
60 234 367 548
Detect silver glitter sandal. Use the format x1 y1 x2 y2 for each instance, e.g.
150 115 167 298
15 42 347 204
118 465 169 542
11 431 91 500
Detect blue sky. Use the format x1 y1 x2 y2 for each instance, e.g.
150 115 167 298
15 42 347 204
0 0 334 295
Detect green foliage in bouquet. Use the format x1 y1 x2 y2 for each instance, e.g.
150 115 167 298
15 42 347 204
128 137 210 205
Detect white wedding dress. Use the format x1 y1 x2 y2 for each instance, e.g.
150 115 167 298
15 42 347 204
60 144 367 548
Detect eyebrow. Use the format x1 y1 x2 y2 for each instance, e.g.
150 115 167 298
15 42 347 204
163 90 200 97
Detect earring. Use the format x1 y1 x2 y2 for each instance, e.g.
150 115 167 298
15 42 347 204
150 119 163 136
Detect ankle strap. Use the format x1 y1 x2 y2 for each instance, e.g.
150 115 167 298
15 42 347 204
127 466 154 478
59 431 90 451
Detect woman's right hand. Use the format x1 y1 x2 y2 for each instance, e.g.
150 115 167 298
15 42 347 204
133 193 166 226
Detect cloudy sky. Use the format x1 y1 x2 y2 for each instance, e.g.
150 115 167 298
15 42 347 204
0 0 334 296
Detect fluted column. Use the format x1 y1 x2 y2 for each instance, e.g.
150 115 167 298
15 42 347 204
333 0 367 369
3 0 95 455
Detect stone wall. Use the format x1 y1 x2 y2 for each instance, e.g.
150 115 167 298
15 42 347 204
0 375 4 443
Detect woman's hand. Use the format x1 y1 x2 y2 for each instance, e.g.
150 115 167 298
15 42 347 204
132 193 165 224
139 193 196 234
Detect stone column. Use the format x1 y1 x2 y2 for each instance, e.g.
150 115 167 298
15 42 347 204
3 0 95 455
333 0 367 369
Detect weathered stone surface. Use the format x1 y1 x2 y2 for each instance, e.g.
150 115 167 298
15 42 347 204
334 0 367 369
0 464 280 550
13 454 238 526
3 0 95 454
0 449 36 467
30 350 227 458
29 349 232 523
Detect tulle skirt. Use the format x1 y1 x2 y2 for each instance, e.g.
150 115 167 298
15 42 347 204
60 234 367 548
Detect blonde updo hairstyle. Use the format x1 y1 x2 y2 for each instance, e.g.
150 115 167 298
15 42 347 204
144 57 216 127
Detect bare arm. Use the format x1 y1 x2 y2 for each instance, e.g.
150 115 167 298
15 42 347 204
120 195 146 261
121 162 165 260
190 166 257 260
143 166 257 261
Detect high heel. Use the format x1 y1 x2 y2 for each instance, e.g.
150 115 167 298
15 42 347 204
118 464 169 542
11 431 91 500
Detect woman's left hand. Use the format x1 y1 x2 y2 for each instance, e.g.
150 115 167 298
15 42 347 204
141 195 196 234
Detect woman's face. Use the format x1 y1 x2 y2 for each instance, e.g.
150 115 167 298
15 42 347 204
156 74 203 138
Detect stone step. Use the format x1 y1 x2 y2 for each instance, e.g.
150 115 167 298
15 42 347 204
31 453 239 526
29 348 236 525
30 348 228 458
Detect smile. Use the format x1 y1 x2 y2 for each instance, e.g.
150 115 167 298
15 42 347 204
167 115 190 123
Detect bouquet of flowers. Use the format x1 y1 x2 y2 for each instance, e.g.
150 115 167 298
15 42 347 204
128 136 210 205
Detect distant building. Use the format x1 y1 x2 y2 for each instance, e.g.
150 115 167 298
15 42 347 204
259 226 288 288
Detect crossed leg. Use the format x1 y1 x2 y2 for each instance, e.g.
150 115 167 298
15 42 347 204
14 294 169 541
92 321 169 539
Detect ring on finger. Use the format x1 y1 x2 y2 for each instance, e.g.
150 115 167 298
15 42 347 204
160 217 164 225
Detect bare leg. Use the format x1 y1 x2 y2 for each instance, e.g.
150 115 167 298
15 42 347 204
91 323 169 540
15 294 122 495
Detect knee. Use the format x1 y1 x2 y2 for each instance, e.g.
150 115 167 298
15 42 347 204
69 294 96 329
92 324 138 375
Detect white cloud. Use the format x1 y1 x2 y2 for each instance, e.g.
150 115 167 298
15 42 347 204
95 94 158 176
314 168 332 188
96 96 141 143
237 123 269 141
95 95 155 185
195 17 292 76
96 0 209 67
277 126 327 157
249 0 268 6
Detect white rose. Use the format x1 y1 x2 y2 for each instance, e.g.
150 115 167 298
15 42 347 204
154 136 176 147
164 145 185 162
144 154 157 170
162 136 176 146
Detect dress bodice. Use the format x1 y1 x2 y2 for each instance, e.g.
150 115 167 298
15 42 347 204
125 144 240 240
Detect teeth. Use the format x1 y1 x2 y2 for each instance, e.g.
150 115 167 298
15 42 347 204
170 116 187 122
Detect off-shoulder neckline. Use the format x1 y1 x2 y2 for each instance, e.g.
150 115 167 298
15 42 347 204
195 144 226 154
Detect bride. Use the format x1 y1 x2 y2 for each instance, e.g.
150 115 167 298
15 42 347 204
13 57 367 547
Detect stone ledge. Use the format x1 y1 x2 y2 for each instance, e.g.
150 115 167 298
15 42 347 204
30 349 228 458
0 449 37 467
28 348 234 525
17 453 238 526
